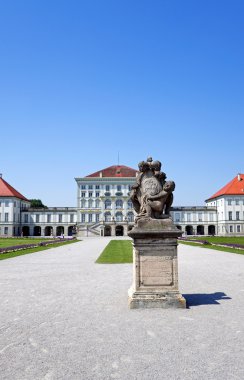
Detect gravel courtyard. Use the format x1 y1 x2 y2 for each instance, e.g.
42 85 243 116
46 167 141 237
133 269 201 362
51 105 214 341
0 237 244 380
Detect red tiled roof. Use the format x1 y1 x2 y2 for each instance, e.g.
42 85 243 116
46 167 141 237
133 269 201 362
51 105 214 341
86 165 137 178
206 174 244 201
0 177 29 201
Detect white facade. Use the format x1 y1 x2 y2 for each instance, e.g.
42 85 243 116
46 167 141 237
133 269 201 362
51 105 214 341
1 171 244 237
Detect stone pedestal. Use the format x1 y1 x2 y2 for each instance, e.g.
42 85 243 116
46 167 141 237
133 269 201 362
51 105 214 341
128 218 186 309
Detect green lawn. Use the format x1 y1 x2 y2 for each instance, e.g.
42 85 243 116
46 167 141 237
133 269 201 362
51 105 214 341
0 239 79 261
179 236 244 255
0 238 45 248
188 236 244 245
96 240 133 264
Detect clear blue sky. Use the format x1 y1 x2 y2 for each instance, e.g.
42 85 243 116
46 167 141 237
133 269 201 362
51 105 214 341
0 0 243 206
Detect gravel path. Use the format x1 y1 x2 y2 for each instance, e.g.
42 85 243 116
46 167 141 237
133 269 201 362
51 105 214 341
0 237 244 380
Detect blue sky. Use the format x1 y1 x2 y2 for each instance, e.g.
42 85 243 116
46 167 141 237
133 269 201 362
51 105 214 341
0 0 243 206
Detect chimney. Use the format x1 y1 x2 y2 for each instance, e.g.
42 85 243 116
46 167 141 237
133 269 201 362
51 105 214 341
237 173 241 181
99 172 103 178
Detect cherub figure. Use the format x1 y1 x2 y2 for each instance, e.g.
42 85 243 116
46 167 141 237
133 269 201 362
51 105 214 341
140 181 175 219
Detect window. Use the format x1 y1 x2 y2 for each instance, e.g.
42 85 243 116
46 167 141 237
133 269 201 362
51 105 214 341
95 199 100 208
228 211 232 221
236 199 239 205
236 211 240 220
5 201 9 207
115 212 123 222
5 213 9 222
47 214 51 223
36 214 40 223
24 214 28 223
230 225 233 233
105 185 110 192
105 199 111 209
115 199 123 209
227 199 232 205
81 185 86 189
198 213 202 222
175 213 180 222
96 214 100 223
14 201 16 207
117 185 121 191
88 199 93 208
70 214 74 223
96 192 100 197
81 192 86 197
88 185 93 190
127 212 134 222
81 199 86 208
58 214 62 223
88 214 93 223
81 214 85 223
4 227 8 235
89 192 93 198
237 225 241 233
127 200 133 209
187 213 191 222
104 212 111 222
95 185 100 189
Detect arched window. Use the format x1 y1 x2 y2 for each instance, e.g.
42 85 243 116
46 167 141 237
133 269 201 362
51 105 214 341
115 212 123 222
115 199 123 209
95 199 100 208
88 199 93 208
81 199 86 208
104 212 111 222
105 199 111 209
127 200 133 209
127 212 134 222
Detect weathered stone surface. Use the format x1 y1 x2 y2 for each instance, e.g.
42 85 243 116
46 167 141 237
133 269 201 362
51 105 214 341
128 218 186 309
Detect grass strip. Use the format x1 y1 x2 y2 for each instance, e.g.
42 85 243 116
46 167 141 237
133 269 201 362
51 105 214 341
0 240 79 261
179 241 244 255
96 240 133 264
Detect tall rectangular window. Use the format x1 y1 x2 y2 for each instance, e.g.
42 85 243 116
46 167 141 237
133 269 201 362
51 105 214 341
105 185 110 192
58 214 62 223
96 192 100 197
5 213 9 222
89 192 93 198
236 199 239 205
237 225 241 233
236 211 240 220
175 213 180 222
88 214 93 223
227 199 232 205
4 227 8 235
81 192 86 197
229 225 233 233
36 214 40 223
47 214 51 223
70 214 74 223
117 185 121 191
5 201 9 207
228 211 232 221
81 214 85 223
95 185 100 189
24 214 28 223
96 214 100 223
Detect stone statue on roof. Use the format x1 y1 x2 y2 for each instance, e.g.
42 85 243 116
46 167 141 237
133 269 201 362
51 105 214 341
130 157 175 221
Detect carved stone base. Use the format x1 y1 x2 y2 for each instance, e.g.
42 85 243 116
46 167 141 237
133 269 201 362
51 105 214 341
128 288 186 309
128 217 186 309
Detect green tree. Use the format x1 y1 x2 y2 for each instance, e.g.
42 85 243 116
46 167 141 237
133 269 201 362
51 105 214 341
29 199 47 208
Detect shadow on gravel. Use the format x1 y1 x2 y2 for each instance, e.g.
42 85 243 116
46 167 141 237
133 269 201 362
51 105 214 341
184 292 231 308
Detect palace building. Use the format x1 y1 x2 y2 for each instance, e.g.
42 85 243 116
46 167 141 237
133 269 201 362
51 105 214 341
0 170 244 237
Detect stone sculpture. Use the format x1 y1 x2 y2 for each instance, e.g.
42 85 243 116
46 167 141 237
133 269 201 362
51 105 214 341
128 157 186 309
130 157 174 220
